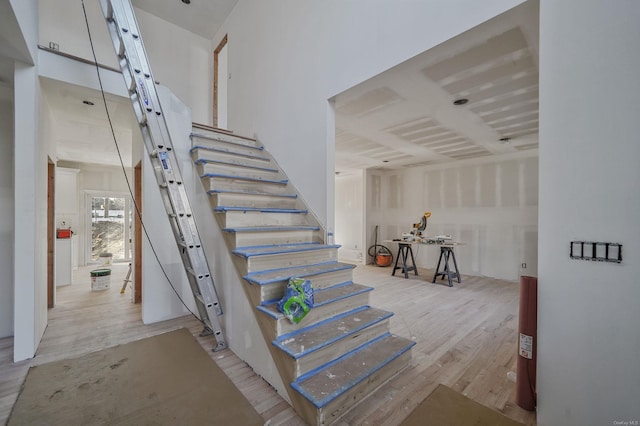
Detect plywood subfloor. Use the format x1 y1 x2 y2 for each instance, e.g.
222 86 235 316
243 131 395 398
400 384 523 426
0 263 536 425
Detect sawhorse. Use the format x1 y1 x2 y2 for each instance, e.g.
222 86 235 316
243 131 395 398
432 246 461 287
392 243 418 279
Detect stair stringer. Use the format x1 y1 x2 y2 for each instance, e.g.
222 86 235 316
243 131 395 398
155 86 290 399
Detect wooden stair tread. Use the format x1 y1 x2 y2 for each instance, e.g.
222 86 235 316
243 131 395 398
291 333 415 409
208 188 297 198
191 131 263 150
191 145 269 162
274 306 393 359
225 226 320 233
195 158 278 173
257 282 372 318
233 243 339 258
201 173 288 185
192 122 245 137
215 206 308 214
244 261 354 286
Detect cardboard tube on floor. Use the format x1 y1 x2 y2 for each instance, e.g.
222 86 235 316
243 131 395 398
516 275 537 410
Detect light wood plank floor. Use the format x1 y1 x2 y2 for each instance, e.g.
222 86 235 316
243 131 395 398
0 263 536 425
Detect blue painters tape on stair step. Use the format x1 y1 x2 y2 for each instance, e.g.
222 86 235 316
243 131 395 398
190 134 264 150
243 261 353 286
195 158 278 172
191 145 267 160
208 189 297 198
201 173 288 185
291 333 416 409
274 306 394 359
224 226 320 233
215 206 308 214
233 243 340 258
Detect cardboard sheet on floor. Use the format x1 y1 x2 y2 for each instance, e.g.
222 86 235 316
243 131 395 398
8 328 263 425
400 384 523 426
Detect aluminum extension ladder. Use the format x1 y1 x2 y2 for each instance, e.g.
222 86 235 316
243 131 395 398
99 0 227 351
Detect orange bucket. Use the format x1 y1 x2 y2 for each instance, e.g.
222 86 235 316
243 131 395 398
375 253 392 267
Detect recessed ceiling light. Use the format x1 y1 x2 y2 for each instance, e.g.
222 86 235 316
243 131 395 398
181 0 190 4
82 100 94 106
453 98 468 106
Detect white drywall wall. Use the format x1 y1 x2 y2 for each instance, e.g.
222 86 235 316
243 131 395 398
538 1 640 424
0 98 14 338
9 0 38 64
367 155 538 281
38 0 213 124
54 166 79 233
38 50 127 99
14 61 53 361
335 171 365 263
214 0 526 231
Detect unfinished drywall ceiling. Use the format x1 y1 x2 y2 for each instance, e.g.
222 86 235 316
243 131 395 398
131 0 238 40
334 0 539 173
41 78 136 167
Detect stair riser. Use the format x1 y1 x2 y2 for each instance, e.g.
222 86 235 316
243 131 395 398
191 144 267 164
220 211 310 228
191 132 262 150
197 162 281 181
229 229 322 250
259 268 354 304
243 249 339 276
266 292 370 341
210 192 298 210
282 320 391 381
201 175 290 195
293 351 412 426
191 149 272 169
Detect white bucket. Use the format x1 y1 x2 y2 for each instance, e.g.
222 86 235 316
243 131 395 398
99 253 113 267
91 269 111 291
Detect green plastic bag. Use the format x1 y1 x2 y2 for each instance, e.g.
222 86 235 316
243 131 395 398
278 277 314 324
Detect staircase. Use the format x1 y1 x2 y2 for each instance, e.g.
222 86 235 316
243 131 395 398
190 123 415 425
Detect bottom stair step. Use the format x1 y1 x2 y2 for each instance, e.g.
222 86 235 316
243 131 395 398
290 333 415 425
